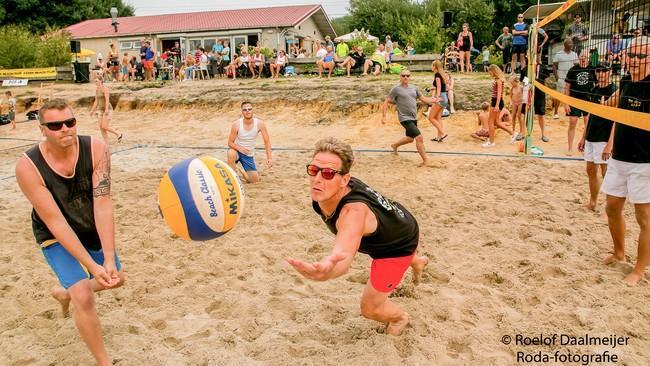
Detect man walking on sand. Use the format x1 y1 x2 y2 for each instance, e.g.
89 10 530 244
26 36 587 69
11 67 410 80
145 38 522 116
600 37 650 286
382 69 436 166
288 137 428 335
15 99 125 365
226 101 272 183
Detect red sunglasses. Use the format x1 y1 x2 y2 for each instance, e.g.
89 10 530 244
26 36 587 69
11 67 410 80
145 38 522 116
41 117 77 131
306 164 344 180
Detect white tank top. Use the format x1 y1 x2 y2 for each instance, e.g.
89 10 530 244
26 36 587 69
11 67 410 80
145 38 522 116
235 118 259 157
276 55 286 65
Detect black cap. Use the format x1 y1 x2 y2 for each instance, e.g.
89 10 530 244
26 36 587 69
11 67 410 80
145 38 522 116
595 62 611 72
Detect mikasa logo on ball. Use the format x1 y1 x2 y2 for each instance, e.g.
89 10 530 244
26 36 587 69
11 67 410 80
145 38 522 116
217 165 239 215
195 169 219 217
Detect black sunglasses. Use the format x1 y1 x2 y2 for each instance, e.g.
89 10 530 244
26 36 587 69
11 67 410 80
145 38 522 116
401 74 411 78
41 117 77 131
306 164 344 180
627 53 649 59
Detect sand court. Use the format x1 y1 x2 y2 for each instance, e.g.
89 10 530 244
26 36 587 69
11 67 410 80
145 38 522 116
1 78 649 364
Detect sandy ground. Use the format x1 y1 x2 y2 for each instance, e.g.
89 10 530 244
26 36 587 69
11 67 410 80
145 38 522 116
1 75 649 365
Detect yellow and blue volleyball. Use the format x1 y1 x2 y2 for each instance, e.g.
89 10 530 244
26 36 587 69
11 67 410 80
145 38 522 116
158 156 245 241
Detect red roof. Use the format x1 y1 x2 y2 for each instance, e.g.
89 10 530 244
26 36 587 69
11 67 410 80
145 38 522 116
68 5 324 39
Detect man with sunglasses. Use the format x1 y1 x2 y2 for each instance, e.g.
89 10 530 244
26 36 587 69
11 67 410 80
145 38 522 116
226 101 272 183
15 99 124 365
600 37 650 286
288 138 428 336
382 69 435 166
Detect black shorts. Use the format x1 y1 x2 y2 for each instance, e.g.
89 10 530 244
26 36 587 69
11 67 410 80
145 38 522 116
400 120 421 138
490 97 504 110
372 61 383 71
460 44 470 52
568 106 587 117
534 96 546 116
502 47 511 64
512 44 527 56
521 103 527 114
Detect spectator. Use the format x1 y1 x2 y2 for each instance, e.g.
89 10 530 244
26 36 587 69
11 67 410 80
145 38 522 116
270 49 288 78
385 35 394 63
317 45 338 79
564 50 596 155
290 43 299 58
297 48 306 58
336 41 349 60
325 35 335 50
143 40 155 81
315 43 327 61
226 54 240 80
512 14 529 74
184 53 196 81
120 53 130 82
495 27 513 73
339 46 365 78
222 40 231 64
566 14 589 54
4 91 16 129
239 49 250 76
445 42 460 72
552 39 578 119
169 41 181 65
212 39 224 55
457 23 473 72
482 46 490 72
406 42 415 55
363 43 387 76
107 43 120 82
249 46 265 79
607 34 625 71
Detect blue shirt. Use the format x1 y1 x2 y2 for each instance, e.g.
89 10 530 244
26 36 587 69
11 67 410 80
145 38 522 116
212 44 224 54
513 22 529 45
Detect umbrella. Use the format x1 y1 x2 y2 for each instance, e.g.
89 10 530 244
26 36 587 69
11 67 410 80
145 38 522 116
334 29 379 42
72 48 96 58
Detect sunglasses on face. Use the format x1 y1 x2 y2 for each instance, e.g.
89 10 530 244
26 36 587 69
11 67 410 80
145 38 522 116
41 117 77 131
241 108 253 112
401 74 411 78
306 164 344 180
627 53 649 59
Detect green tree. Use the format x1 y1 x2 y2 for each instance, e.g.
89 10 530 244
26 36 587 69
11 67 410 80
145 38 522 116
0 25 37 68
331 15 354 36
0 0 135 34
37 28 73 67
439 0 495 48
348 0 422 46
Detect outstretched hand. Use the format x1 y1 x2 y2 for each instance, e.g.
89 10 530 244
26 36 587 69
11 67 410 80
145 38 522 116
287 253 346 281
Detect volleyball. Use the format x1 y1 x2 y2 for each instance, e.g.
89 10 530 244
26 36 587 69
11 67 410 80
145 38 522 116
158 156 245 241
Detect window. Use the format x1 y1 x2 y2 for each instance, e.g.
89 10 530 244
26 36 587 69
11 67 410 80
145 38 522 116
233 36 247 52
203 38 216 52
189 39 203 51
120 41 138 50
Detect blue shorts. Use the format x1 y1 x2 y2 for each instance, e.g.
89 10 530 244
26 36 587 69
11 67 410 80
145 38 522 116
236 151 257 171
40 241 122 289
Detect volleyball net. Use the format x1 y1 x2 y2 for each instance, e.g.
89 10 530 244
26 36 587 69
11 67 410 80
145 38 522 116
523 0 650 154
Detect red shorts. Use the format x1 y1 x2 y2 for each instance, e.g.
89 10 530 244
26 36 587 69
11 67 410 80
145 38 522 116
370 253 414 293
143 60 154 69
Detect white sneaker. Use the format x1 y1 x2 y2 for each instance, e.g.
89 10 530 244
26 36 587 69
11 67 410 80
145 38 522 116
510 133 519 144
481 141 496 147
553 114 559 119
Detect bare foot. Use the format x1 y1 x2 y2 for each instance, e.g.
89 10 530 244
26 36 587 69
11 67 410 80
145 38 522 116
603 254 625 265
51 286 71 317
566 150 574 156
584 201 597 211
386 313 409 336
623 272 644 286
411 256 429 285
390 144 398 155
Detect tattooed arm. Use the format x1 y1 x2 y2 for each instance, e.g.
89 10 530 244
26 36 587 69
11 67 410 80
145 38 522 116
92 138 119 285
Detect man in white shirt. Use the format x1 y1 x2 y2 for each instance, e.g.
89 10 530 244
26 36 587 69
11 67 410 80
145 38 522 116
552 39 578 118
226 101 272 183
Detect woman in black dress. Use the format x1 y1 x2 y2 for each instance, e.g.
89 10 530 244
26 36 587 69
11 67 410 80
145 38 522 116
457 23 473 73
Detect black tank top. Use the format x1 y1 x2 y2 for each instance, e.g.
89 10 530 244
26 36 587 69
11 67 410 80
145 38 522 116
434 73 447 93
312 177 419 259
25 135 101 250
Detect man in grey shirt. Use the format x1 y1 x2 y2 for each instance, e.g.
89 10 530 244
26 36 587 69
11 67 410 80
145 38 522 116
566 14 589 54
382 69 435 165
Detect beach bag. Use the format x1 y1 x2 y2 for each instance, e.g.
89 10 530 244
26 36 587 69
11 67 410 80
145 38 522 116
0 114 10 125
388 63 406 74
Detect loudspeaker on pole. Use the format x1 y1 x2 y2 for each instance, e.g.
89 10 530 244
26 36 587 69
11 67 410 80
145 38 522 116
70 40 81 53
441 11 453 28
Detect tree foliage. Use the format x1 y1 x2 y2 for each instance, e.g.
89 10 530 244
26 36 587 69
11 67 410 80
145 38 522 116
0 0 135 34
0 25 71 68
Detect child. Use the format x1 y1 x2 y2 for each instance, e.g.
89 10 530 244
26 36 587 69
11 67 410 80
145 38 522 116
4 91 16 129
509 76 524 140
472 101 515 141
482 46 490 72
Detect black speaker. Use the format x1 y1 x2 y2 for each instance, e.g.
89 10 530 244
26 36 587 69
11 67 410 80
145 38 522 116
70 40 81 53
441 11 453 28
